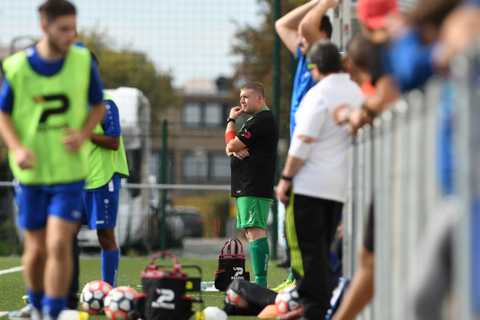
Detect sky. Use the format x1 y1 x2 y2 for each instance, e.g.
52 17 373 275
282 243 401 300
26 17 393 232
0 0 263 86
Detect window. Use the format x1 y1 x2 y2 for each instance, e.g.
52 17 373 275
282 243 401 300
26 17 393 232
204 103 222 127
182 152 230 183
183 152 208 180
183 103 202 127
183 101 225 128
210 153 230 181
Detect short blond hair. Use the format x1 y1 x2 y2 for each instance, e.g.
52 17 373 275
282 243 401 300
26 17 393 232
241 82 265 98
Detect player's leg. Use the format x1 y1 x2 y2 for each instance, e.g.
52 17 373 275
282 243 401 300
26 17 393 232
97 228 119 286
92 175 121 286
43 217 78 318
42 183 84 319
16 185 49 316
22 230 47 316
237 196 272 288
245 227 269 287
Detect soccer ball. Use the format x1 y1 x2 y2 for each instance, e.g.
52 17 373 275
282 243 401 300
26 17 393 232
104 286 138 320
203 306 227 320
80 280 112 314
225 287 241 305
275 287 301 314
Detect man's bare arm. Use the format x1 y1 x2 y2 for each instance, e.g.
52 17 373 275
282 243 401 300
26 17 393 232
299 0 338 44
275 0 319 55
91 134 119 150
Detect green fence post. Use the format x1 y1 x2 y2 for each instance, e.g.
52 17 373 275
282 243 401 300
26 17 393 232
271 0 282 261
159 119 169 250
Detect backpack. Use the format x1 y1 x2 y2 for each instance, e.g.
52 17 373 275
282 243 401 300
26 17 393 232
214 238 250 291
141 252 203 320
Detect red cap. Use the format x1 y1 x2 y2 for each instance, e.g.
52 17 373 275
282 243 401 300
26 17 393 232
357 0 397 30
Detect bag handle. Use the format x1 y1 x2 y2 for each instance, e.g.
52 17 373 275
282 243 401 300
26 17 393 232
147 251 182 273
220 238 245 257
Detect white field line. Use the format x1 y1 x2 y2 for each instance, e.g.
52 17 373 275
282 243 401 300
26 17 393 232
0 266 23 276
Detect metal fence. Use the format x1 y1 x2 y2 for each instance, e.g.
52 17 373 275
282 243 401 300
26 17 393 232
343 46 480 319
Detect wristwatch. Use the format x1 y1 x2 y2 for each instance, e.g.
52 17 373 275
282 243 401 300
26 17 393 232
226 118 236 124
281 175 293 182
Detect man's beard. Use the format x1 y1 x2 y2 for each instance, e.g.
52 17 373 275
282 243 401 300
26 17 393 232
47 37 68 56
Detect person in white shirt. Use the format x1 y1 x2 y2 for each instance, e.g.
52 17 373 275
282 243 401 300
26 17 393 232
276 40 364 319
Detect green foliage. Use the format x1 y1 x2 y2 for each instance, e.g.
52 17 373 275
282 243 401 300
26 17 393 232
78 31 179 127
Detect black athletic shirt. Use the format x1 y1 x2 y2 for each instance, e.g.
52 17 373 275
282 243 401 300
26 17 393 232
230 109 278 198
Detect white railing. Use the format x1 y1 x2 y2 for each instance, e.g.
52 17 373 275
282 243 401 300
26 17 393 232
343 45 480 319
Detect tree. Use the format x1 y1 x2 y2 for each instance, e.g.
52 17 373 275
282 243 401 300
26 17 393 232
232 0 304 138
79 31 179 130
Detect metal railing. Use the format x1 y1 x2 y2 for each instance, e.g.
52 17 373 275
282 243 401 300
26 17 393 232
343 45 480 319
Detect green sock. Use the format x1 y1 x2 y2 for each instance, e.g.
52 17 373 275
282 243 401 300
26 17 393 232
287 271 294 281
249 237 269 287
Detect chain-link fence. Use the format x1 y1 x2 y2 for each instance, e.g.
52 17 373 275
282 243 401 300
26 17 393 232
0 1 274 253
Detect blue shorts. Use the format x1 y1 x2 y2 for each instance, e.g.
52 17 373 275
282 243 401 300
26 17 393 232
82 174 121 230
16 181 85 231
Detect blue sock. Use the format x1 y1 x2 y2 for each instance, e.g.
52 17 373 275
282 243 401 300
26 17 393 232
101 249 120 286
27 289 44 311
42 296 65 319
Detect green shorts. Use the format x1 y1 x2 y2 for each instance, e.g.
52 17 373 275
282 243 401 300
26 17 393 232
236 196 272 230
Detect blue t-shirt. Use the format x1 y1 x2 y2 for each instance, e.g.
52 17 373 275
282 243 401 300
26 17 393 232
102 99 121 137
0 45 104 113
386 29 435 92
290 47 316 137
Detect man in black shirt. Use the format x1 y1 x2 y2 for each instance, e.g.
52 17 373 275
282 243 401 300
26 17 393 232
225 82 278 287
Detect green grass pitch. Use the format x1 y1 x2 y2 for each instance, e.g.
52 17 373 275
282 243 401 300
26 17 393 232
0 256 288 319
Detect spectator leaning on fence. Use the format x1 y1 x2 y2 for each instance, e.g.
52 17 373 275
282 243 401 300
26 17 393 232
275 41 364 320
332 35 377 320
340 0 463 133
225 82 278 288
333 0 464 318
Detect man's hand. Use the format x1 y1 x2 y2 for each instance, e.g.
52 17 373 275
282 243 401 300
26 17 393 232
278 304 304 320
226 145 233 156
348 108 369 135
14 146 35 169
63 128 87 152
276 179 292 206
333 104 351 125
233 148 250 160
229 106 243 120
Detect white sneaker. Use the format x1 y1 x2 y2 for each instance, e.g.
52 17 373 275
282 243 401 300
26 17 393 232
8 304 33 319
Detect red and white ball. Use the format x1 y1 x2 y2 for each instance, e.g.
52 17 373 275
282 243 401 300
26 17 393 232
80 280 112 314
275 287 301 314
104 286 138 320
225 287 241 306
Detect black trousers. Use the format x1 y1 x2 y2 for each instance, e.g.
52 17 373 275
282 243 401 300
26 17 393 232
291 194 343 319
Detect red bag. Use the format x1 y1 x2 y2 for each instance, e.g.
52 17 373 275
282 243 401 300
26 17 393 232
214 238 250 291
